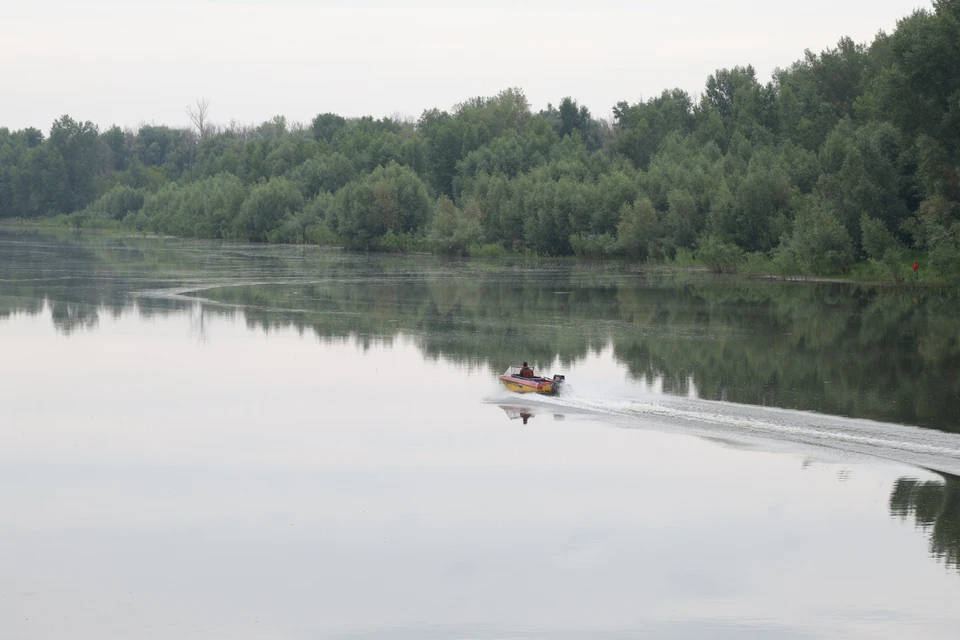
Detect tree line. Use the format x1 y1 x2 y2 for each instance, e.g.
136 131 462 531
1 0 959 279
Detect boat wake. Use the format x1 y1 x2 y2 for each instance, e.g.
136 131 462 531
487 389 960 475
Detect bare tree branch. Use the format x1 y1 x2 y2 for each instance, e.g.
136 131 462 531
186 98 211 141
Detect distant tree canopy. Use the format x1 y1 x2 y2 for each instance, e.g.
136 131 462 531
3 1 960 277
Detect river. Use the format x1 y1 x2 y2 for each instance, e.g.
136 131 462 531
2 228 959 638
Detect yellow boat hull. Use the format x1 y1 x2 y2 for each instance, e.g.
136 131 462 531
500 378 555 395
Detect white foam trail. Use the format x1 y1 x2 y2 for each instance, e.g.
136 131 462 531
491 390 960 475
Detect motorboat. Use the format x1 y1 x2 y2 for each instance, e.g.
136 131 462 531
498 365 565 395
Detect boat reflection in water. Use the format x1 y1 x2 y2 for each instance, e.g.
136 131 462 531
499 405 565 425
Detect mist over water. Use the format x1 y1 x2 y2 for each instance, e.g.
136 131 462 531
2 228 960 639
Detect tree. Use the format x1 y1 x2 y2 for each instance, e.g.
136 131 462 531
664 188 700 248
331 162 431 248
48 115 101 213
705 65 777 137
861 213 908 280
728 157 795 252
557 97 589 139
311 113 347 143
775 199 854 274
233 177 303 242
616 198 660 260
186 98 212 141
427 196 482 255
291 153 356 198
102 125 130 172
613 90 695 168
21 127 43 148
84 184 145 220
134 124 189 172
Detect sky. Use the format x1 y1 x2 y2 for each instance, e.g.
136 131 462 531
2 0 929 133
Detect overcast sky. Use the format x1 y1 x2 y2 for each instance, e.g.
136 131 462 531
3 0 928 133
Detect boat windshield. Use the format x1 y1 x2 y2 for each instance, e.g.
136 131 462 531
506 365 540 377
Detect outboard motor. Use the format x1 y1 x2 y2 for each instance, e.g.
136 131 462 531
552 374 565 395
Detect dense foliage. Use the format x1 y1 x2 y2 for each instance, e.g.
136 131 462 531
2 1 959 278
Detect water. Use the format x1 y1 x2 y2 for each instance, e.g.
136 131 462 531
2 228 959 639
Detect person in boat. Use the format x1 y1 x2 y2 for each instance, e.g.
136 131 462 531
519 362 534 378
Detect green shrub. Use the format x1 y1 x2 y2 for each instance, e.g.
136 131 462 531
774 200 854 275
135 183 183 234
427 197 483 255
929 231 960 282
671 247 696 266
741 251 774 275
123 210 149 231
570 233 616 258
859 214 910 281
696 234 744 273
234 177 303 242
375 230 422 253
266 215 305 244
84 185 146 220
331 162 431 249
305 221 339 246
468 243 508 258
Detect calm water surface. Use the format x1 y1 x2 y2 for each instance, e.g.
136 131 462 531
1 229 959 639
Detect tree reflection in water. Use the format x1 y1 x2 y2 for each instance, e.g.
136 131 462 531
2 229 959 432
890 474 960 573
5 228 960 576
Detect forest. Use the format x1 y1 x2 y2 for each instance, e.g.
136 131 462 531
1 1 958 279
